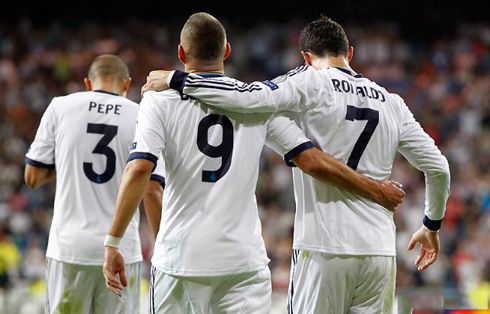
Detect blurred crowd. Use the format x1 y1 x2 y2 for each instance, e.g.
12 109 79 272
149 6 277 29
0 16 489 311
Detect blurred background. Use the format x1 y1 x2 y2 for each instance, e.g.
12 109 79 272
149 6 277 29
0 1 489 313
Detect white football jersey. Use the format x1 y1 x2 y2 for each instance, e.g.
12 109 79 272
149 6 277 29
26 90 164 265
132 74 311 276
168 66 451 256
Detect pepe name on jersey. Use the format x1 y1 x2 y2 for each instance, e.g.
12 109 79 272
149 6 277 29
89 101 122 115
331 79 386 102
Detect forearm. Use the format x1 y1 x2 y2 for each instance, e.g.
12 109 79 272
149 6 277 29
293 148 382 201
143 180 163 238
107 160 153 238
423 165 451 230
24 165 56 189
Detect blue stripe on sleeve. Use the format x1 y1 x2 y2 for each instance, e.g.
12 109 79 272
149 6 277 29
150 174 165 188
25 157 55 169
284 141 314 167
423 215 443 231
169 70 189 91
127 152 158 172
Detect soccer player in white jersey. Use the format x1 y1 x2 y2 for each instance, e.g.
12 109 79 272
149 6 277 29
143 15 451 314
102 13 405 314
24 54 165 314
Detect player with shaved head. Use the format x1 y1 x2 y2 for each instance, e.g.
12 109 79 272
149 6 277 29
25 54 165 314
103 13 405 313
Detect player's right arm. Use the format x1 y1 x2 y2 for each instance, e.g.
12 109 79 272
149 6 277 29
142 66 321 113
396 96 450 271
24 100 57 189
104 92 167 296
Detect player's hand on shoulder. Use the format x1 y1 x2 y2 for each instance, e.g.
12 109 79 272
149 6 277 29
103 246 128 297
378 180 405 212
141 70 173 95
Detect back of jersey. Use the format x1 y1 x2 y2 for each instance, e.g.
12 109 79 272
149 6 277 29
132 85 275 276
26 91 142 265
293 67 405 256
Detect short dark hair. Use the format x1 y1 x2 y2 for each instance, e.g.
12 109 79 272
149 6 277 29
88 54 129 82
299 15 349 57
181 12 227 63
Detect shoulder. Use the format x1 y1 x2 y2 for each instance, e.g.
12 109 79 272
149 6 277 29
142 89 181 105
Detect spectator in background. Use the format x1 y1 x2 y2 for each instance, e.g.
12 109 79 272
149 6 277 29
0 17 488 311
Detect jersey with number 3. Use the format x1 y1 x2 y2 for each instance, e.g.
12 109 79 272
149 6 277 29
25 91 151 265
172 66 450 257
132 81 311 276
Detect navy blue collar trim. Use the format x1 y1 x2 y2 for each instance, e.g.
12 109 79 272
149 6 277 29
196 73 225 78
93 89 119 96
332 67 363 78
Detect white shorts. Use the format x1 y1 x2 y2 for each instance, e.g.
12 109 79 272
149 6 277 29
149 265 271 314
45 257 141 314
287 249 396 314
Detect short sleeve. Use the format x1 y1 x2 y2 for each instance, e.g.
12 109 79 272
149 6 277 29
25 100 57 169
265 114 313 167
128 92 166 172
150 155 166 188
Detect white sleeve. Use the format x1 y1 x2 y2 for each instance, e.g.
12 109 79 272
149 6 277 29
169 66 323 114
150 155 166 187
397 98 450 230
25 99 57 169
265 114 313 167
128 92 166 172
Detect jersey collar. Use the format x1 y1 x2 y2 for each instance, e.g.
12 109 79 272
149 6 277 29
196 73 225 78
93 89 119 96
331 66 364 78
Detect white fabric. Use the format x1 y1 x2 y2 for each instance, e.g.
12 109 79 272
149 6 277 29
179 66 451 256
149 265 271 314
133 83 310 276
26 91 165 265
287 249 396 314
45 257 141 314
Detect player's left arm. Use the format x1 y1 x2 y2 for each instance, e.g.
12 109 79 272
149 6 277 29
291 148 405 211
265 114 405 211
144 158 165 238
397 98 450 271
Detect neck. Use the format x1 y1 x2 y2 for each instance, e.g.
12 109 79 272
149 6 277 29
184 62 225 75
310 56 356 75
92 83 123 96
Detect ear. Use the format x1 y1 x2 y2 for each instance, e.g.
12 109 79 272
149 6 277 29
122 77 131 93
223 42 231 61
178 44 186 64
84 78 92 91
347 46 354 62
301 51 313 66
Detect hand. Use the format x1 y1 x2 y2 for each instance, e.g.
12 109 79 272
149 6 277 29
103 246 128 297
377 180 405 212
141 70 173 95
407 225 440 271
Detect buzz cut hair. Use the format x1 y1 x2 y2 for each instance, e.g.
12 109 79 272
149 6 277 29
181 12 227 63
87 54 130 82
299 14 349 58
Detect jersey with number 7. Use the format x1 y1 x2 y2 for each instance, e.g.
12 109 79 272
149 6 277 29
168 66 450 256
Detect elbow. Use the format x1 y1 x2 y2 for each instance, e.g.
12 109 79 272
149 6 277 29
126 159 154 178
24 168 40 189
